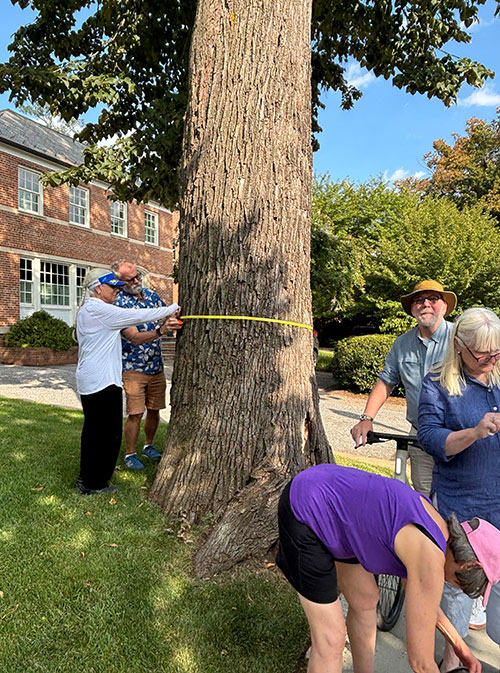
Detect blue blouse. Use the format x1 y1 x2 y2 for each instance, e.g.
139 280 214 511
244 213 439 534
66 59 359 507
418 372 500 528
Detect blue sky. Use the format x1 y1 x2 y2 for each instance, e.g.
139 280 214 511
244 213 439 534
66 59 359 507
2 1 499 186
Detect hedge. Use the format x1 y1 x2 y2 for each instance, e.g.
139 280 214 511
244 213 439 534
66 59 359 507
4 310 75 351
331 334 400 394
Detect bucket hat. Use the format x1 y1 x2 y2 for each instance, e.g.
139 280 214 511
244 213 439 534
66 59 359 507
400 280 457 317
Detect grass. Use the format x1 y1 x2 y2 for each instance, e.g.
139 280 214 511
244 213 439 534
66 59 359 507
0 397 308 673
0 396 389 673
315 349 334 372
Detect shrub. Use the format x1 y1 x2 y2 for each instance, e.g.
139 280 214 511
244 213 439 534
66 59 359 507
4 311 74 351
331 334 398 394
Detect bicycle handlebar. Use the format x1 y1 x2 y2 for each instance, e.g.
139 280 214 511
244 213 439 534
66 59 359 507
366 430 421 448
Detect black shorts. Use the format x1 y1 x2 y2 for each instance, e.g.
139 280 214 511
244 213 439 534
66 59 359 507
275 481 359 604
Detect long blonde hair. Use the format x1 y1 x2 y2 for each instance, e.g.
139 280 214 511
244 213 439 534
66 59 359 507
432 307 500 395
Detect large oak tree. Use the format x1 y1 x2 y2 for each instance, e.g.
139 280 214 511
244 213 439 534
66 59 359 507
2 0 497 574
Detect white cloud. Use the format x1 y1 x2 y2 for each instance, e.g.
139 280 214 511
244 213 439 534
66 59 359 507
383 168 427 183
458 85 500 108
346 63 375 89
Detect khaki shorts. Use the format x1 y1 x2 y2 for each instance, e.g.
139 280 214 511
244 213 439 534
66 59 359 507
122 370 166 415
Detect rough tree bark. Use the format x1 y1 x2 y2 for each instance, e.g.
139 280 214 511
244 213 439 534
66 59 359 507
149 0 333 575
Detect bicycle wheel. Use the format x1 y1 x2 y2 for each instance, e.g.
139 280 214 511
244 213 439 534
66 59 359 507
375 574 404 631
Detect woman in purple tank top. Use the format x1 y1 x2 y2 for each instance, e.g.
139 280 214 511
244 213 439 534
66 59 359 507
276 463 500 673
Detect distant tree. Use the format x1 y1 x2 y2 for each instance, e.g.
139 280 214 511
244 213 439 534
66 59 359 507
400 110 500 222
365 193 500 333
18 103 85 137
311 176 402 318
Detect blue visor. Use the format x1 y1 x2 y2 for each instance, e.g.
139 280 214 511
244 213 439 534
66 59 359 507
98 272 125 286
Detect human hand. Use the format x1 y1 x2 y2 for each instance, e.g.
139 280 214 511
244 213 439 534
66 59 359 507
350 420 373 449
453 641 482 673
475 412 500 439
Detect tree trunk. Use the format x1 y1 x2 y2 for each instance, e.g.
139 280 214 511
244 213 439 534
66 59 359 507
150 0 333 575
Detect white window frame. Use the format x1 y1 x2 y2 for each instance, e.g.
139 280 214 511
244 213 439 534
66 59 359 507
40 262 71 307
110 200 127 237
20 258 34 306
69 185 90 227
18 167 43 215
144 210 158 245
19 257 89 323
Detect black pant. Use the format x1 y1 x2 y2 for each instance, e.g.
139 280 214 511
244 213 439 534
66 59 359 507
79 385 123 490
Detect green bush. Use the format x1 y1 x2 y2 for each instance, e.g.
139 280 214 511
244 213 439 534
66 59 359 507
4 310 74 351
331 334 398 394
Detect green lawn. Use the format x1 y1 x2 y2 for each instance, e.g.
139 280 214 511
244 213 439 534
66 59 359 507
315 349 334 372
0 396 387 673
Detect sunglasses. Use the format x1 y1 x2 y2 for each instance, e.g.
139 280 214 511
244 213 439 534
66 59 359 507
122 273 142 283
412 294 442 306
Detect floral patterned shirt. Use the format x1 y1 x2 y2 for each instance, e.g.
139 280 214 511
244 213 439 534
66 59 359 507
114 288 166 374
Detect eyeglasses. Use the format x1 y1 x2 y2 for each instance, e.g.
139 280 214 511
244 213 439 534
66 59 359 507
412 294 442 306
122 273 142 283
457 338 500 365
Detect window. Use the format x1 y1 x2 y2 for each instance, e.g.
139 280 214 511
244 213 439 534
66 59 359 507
18 167 42 214
40 262 70 306
69 186 89 226
76 266 87 304
20 258 33 304
110 201 127 236
144 210 158 245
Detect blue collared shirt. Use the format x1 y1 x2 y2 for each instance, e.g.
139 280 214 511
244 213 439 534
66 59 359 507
114 288 166 374
418 372 500 528
379 319 453 427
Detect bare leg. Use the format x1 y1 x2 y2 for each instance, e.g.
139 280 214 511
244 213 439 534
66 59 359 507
144 409 160 445
124 413 142 455
298 594 346 673
336 563 379 673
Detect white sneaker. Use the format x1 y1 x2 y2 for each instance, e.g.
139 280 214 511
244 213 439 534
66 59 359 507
469 596 487 630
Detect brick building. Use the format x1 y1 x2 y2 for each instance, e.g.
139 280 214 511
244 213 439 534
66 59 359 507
0 109 177 334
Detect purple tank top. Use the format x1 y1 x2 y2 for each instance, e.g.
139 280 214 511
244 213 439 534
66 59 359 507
289 464 446 577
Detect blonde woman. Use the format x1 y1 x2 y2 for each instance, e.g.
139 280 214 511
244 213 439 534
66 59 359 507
418 307 500 671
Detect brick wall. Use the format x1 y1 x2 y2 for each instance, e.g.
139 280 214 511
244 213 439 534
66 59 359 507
0 145 177 329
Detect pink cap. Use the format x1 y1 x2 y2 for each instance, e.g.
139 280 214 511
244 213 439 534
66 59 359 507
461 518 500 606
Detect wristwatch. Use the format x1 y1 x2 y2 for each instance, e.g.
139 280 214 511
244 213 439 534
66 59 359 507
359 413 374 422
156 326 162 337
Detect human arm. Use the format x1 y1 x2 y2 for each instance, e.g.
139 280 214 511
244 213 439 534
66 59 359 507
443 413 500 456
396 523 481 673
418 375 500 457
350 378 395 447
436 607 482 673
87 299 180 330
121 309 182 345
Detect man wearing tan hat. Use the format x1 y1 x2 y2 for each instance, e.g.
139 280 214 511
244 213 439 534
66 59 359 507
351 279 457 496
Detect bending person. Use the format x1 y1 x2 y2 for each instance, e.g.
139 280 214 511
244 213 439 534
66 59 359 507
75 269 180 495
277 463 500 673
418 307 500 669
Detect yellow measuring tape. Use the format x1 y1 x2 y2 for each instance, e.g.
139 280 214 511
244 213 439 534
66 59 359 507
181 315 313 330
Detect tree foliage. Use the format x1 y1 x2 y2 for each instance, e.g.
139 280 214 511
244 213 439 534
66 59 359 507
311 177 500 332
400 109 500 222
311 176 402 318
0 0 496 205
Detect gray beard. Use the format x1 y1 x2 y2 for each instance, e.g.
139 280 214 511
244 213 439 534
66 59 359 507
125 285 143 296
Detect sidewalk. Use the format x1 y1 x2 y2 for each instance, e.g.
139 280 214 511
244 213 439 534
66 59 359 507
0 363 498 671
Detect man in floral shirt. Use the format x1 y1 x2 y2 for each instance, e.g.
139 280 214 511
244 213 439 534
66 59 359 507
112 260 181 469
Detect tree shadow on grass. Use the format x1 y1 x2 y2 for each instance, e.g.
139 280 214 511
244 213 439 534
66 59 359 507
0 397 308 673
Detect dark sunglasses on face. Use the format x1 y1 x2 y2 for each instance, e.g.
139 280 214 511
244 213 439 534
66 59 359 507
412 294 442 306
122 273 142 283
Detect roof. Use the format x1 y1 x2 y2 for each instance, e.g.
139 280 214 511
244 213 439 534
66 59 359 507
0 108 85 166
